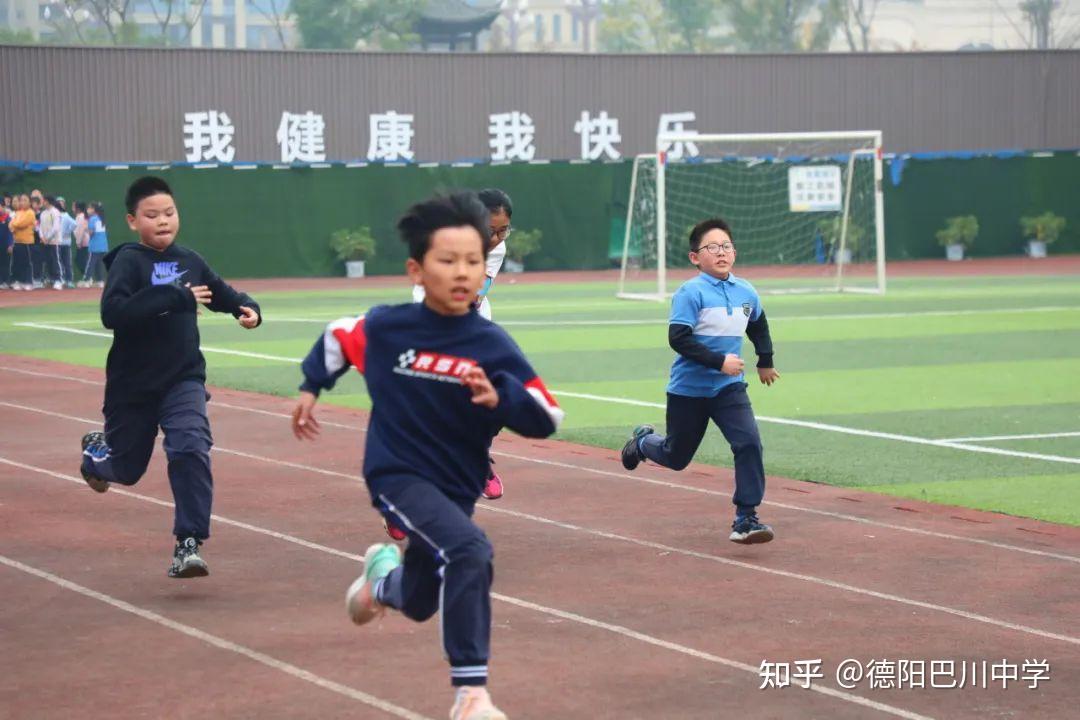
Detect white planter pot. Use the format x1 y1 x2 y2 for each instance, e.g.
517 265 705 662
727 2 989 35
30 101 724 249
345 260 366 278
1026 240 1047 258
945 244 965 261
504 258 524 273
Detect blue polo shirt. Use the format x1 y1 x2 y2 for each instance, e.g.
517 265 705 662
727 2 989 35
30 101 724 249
667 272 763 397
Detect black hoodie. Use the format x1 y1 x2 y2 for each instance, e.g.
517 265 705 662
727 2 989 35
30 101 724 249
101 242 261 403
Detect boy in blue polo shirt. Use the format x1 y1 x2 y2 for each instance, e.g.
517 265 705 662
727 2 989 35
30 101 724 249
621 217 780 544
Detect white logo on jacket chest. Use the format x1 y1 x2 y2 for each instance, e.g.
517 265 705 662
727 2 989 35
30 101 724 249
393 348 478 384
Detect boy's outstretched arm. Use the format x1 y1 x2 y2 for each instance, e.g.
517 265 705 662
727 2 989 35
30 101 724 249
201 263 262 328
464 364 563 439
293 316 366 440
746 312 780 386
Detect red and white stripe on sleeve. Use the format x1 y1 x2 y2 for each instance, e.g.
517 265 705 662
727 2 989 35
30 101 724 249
325 316 366 375
525 377 565 430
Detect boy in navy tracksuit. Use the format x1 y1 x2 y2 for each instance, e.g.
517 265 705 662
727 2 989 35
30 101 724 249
292 192 562 720
80 177 262 578
621 218 780 544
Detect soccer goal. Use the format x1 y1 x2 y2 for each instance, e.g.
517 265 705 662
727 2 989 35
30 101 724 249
617 130 886 300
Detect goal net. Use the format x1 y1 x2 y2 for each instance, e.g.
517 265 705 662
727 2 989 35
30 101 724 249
618 131 885 300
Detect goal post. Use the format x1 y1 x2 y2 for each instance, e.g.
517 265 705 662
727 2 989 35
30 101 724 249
617 130 886 300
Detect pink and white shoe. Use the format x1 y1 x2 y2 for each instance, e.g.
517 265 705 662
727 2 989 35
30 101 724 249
481 470 504 500
450 686 507 720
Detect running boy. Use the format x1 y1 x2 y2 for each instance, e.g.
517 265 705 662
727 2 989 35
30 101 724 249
292 191 561 720
79 176 261 578
620 218 780 544
412 188 513 503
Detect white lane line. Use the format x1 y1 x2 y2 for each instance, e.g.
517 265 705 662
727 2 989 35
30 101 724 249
13 323 301 363
0 456 933 720
23 304 1080 328
0 554 434 720
3 368 1078 566
501 305 1080 326
11 325 1080 467
553 390 1080 466
5 400 1078 648
938 431 1080 443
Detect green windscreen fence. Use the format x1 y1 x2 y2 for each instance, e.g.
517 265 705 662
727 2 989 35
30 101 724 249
883 152 1080 259
2 151 1076 277
0 161 632 278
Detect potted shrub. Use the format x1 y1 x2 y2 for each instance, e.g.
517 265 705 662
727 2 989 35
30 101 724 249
1020 212 1065 259
936 215 978 261
503 228 542 273
817 216 865 265
329 227 377 278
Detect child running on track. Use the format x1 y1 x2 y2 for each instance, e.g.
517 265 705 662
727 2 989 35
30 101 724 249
620 217 780 544
292 191 562 720
79 176 262 577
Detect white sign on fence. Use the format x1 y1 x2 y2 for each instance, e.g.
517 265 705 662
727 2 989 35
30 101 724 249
788 165 842 212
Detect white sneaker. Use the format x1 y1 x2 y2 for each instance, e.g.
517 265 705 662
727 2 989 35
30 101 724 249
52 281 63 290
12 283 23 291
95 281 105 288
450 687 507 720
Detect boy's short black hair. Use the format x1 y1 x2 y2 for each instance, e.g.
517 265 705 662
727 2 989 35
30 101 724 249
398 191 491 262
689 217 734 252
477 188 512 218
125 176 174 214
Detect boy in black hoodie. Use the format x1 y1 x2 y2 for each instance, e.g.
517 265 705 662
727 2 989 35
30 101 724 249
80 176 261 578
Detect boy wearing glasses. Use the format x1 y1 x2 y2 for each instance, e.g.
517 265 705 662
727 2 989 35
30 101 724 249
620 218 780 544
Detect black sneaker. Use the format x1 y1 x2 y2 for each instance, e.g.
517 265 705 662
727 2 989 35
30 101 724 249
729 514 775 545
620 424 654 471
168 537 209 579
80 431 109 493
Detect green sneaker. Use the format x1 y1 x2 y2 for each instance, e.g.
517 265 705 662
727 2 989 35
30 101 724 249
346 543 402 625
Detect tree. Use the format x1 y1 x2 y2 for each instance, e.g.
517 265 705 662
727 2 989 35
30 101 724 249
723 0 838 53
291 0 422 50
597 0 667 53
0 28 37 44
249 0 293 48
145 0 206 47
832 0 880 51
39 0 149 46
598 0 725 53
662 0 726 52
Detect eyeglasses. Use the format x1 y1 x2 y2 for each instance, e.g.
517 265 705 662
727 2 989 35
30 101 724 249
491 226 513 240
694 242 734 255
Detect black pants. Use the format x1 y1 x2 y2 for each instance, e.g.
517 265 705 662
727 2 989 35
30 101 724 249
372 477 493 687
0 246 11 284
58 244 73 285
31 242 47 283
44 244 63 284
12 244 34 284
74 246 88 278
639 383 766 515
84 251 105 283
81 380 214 540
